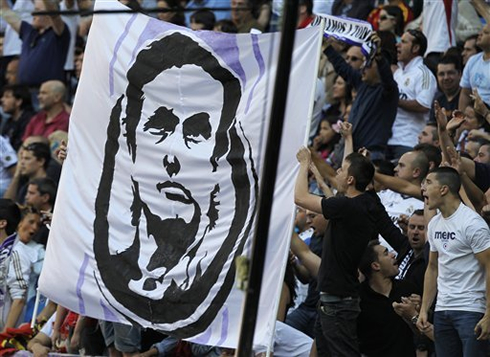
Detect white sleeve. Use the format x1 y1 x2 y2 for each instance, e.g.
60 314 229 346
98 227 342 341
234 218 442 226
467 218 490 254
0 137 17 169
7 249 30 300
415 68 438 109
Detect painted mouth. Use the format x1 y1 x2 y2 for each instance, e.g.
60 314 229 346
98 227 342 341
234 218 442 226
156 181 193 205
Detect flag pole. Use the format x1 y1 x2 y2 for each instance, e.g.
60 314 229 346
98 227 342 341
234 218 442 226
235 0 299 355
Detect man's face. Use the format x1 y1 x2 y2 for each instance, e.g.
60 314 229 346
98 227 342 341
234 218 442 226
373 245 399 278
407 214 426 251
477 25 490 51
75 52 84 79
418 125 437 146
346 46 364 70
5 59 18 85
475 144 490 164
361 60 379 84
1 90 20 114
421 173 442 210
25 184 46 209
231 0 251 24
128 64 228 295
397 32 418 64
32 0 50 30
156 0 175 22
394 151 415 181
38 83 57 111
20 150 44 178
306 210 327 236
462 38 478 65
336 160 351 193
436 63 461 95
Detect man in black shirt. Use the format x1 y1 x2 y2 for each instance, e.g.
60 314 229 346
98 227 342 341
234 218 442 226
295 147 377 356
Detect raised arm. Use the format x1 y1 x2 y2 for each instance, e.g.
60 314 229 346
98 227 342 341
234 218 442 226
43 0 66 36
294 147 323 214
310 150 338 190
374 172 423 199
290 232 321 278
470 0 490 24
0 0 21 33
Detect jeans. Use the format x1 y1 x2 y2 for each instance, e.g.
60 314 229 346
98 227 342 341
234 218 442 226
315 297 361 357
434 310 488 357
285 304 317 338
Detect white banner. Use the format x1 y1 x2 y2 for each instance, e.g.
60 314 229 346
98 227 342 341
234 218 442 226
39 0 322 349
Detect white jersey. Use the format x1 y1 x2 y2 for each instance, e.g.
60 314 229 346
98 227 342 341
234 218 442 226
0 136 17 197
378 189 423 227
460 52 490 106
428 203 490 313
422 0 457 54
388 57 437 148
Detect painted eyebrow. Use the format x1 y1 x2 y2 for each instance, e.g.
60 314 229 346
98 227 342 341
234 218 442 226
143 107 179 141
182 112 211 140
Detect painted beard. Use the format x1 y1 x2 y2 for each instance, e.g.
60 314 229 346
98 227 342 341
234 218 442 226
129 177 220 294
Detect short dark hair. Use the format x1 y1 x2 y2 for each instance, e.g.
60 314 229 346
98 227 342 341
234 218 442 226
372 159 395 176
28 177 57 206
430 167 461 196
410 150 430 179
299 0 313 16
345 152 375 192
359 240 380 280
2 84 33 111
411 209 424 217
190 9 216 30
438 54 462 73
214 19 238 33
407 29 427 57
465 34 481 53
414 143 441 168
23 142 51 170
0 199 21 236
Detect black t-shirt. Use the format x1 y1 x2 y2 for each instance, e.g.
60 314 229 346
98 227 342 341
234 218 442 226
318 193 378 297
358 280 417 357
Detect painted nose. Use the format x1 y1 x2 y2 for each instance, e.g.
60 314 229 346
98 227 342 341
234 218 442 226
163 155 180 177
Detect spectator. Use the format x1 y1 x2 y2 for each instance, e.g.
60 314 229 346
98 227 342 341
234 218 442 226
417 123 439 148
345 45 365 70
25 177 56 247
474 142 490 164
422 0 458 72
0 136 17 198
156 0 186 26
367 0 414 32
185 0 231 24
4 56 19 85
459 24 490 110
190 9 216 30
0 199 21 329
297 0 314 29
377 5 404 39
461 34 481 67
358 240 418 357
231 0 264 33
286 211 327 338
213 19 238 33
331 0 375 21
3 206 42 330
294 148 377 356
387 29 437 160
1 84 34 151
324 34 398 162
22 80 69 141
3 142 51 204
418 167 490 357
428 55 462 123
0 0 70 87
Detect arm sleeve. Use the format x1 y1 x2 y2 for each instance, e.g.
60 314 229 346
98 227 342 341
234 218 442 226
372 195 409 253
468 219 490 254
377 55 398 93
323 46 362 89
321 196 349 219
460 58 473 89
415 69 437 109
7 250 29 300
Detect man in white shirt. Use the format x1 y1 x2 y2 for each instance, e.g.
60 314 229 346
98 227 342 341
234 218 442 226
418 167 490 357
387 29 437 160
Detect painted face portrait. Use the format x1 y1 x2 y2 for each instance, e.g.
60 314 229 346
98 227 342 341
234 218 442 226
93 32 257 337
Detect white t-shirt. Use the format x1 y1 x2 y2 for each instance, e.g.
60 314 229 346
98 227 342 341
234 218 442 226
422 0 457 54
388 57 437 148
428 203 490 313
61 0 80 71
460 52 490 106
3 0 34 57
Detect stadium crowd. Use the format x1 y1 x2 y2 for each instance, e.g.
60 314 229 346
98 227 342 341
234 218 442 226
1 0 490 355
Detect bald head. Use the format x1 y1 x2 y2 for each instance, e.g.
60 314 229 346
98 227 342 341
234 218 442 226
38 80 66 111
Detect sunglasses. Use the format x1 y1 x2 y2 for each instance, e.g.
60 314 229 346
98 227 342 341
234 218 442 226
379 15 394 21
